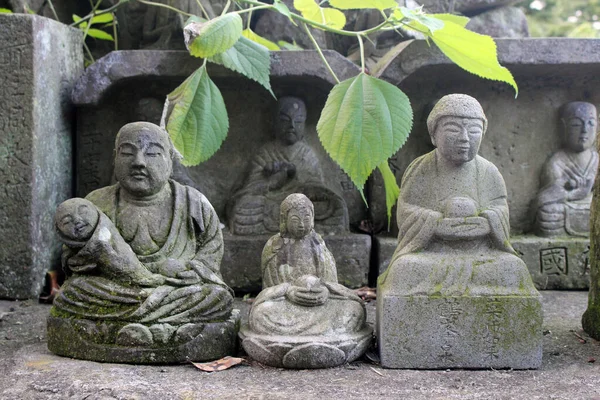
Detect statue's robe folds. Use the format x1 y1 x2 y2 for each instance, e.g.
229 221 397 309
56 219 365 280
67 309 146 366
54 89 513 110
53 181 233 325
534 150 598 236
379 151 538 297
228 141 347 235
249 232 365 336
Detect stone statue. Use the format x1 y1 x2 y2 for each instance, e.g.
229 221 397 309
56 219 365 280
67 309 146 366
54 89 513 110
227 96 348 235
377 94 542 369
239 194 372 369
533 101 598 237
48 122 238 363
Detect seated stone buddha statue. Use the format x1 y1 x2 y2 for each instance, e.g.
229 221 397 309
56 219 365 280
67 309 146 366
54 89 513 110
240 194 372 369
227 96 348 236
379 94 538 297
48 122 238 363
533 101 598 237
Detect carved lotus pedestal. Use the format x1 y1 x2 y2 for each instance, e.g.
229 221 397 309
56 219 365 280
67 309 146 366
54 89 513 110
376 293 542 369
239 326 372 369
47 311 240 364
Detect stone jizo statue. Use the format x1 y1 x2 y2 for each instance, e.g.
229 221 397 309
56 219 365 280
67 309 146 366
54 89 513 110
377 94 542 369
533 101 598 237
240 194 372 369
227 96 348 235
48 122 238 363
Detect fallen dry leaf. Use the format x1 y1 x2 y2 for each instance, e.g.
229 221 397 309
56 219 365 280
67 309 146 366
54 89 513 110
39 271 61 303
589 357 596 363
191 356 244 372
356 286 376 302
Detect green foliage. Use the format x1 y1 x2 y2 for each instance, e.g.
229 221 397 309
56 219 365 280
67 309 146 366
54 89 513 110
209 35 275 97
72 13 115 41
242 28 280 50
328 0 397 11
524 0 600 38
185 13 243 58
0 8 12 13
378 161 400 228
431 13 470 27
395 7 444 33
294 0 346 29
165 65 229 166
317 73 412 200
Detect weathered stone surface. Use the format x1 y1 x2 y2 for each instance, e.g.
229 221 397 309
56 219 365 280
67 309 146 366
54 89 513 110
0 15 82 299
373 39 600 235
223 232 371 292
47 310 240 364
241 194 372 369
418 0 521 15
377 94 542 369
466 6 529 38
377 295 542 369
511 236 590 290
71 50 368 291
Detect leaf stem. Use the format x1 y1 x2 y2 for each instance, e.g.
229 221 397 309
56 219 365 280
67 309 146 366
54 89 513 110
235 4 271 15
46 0 59 20
137 0 194 17
222 0 231 15
246 8 253 29
302 22 339 84
70 0 129 27
357 34 366 73
195 0 211 19
82 0 103 41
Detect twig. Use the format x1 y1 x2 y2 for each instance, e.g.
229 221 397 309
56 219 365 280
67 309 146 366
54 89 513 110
70 0 128 27
369 366 385 377
570 329 587 344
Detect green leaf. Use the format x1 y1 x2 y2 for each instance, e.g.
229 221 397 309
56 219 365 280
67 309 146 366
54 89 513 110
428 20 518 95
278 40 303 50
328 0 397 10
209 35 274 97
317 73 413 199
431 13 469 28
165 65 229 166
242 28 280 50
398 7 444 34
294 0 346 30
0 7 12 13
86 28 114 41
273 0 295 24
90 13 114 24
378 161 400 228
184 13 243 58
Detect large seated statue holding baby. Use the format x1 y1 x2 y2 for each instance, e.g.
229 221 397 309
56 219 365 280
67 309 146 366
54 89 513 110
377 94 542 369
47 122 238 364
240 194 372 369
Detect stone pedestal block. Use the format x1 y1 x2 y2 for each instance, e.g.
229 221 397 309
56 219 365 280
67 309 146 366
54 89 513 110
377 294 543 369
511 236 590 290
222 232 371 292
0 15 82 299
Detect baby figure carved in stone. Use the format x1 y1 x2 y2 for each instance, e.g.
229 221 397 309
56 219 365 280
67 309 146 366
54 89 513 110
240 193 372 369
533 101 599 237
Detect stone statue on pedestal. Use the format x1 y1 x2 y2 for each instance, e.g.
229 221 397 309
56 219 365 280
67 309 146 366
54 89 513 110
48 122 239 363
240 194 372 369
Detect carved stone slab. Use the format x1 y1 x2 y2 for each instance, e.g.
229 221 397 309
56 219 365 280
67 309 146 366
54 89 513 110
377 295 542 369
0 15 82 299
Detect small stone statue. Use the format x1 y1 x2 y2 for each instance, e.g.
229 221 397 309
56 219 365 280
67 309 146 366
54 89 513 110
240 194 372 369
227 96 348 235
377 94 542 369
48 122 238 363
533 101 598 237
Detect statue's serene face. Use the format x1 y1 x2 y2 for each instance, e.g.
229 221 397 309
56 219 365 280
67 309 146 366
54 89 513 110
276 100 307 145
114 127 173 197
56 200 98 241
564 109 597 152
434 116 484 165
286 206 314 239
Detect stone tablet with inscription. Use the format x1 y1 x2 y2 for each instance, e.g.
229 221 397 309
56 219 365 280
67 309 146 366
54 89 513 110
377 94 542 369
0 15 82 299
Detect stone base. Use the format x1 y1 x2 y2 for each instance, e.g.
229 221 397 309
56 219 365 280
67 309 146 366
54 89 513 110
222 232 371 292
377 295 542 369
510 236 590 290
375 234 591 290
47 310 240 364
239 325 373 369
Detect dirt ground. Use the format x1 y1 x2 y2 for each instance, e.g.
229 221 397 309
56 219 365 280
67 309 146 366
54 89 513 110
1 291 599 400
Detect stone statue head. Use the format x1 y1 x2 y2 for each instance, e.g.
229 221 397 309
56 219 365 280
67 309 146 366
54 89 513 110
279 193 315 239
427 94 487 166
275 96 307 145
560 101 597 153
55 198 99 242
114 122 174 197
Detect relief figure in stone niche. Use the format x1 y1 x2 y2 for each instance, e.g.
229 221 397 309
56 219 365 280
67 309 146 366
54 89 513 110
533 101 599 237
51 122 234 350
227 96 348 235
379 94 538 297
